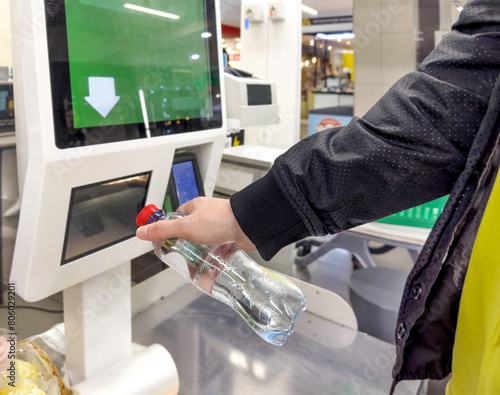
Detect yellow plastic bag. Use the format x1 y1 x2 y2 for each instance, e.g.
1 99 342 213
0 332 60 395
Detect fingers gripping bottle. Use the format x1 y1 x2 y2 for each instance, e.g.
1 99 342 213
136 204 307 346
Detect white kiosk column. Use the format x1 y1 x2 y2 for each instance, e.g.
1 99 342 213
63 262 132 384
240 0 302 150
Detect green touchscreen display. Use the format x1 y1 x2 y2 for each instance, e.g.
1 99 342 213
45 0 221 148
65 0 212 129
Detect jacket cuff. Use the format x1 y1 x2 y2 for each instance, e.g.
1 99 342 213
230 171 311 261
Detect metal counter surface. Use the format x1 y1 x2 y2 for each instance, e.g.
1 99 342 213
132 284 420 395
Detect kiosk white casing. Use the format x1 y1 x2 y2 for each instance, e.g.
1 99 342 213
10 0 226 391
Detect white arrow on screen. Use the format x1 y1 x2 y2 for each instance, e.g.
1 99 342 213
84 77 120 117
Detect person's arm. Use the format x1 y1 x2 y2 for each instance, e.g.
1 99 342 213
231 0 500 260
137 0 500 260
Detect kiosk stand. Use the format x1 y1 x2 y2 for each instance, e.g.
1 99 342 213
63 263 133 385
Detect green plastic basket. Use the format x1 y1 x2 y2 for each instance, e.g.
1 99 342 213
375 195 449 228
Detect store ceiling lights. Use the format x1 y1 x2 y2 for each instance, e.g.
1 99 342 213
452 0 464 11
301 5 318 16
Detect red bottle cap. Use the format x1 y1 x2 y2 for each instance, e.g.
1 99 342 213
136 204 161 226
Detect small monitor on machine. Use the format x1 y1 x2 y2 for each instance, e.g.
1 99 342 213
247 84 273 106
225 71 279 128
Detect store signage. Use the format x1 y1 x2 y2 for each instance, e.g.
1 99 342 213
303 15 353 25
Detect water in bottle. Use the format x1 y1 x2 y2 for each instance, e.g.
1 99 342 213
136 205 307 346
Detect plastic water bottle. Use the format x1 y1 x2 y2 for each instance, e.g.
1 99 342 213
136 204 307 346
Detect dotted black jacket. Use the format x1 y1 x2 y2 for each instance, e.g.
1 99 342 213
230 0 500 390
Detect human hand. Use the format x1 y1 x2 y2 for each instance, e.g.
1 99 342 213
136 197 256 251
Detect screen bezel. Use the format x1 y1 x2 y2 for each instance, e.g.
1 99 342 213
44 0 223 149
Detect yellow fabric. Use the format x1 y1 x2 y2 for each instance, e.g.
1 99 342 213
447 175 500 394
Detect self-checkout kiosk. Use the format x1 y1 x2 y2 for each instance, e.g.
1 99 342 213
10 0 226 392
7 1 424 393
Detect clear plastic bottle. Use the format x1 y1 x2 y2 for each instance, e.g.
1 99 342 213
136 204 307 346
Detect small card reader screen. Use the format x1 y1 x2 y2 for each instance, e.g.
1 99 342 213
172 161 200 205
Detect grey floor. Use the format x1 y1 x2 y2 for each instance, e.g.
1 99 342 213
0 235 450 394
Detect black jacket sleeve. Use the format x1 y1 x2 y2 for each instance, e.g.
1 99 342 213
230 0 500 261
